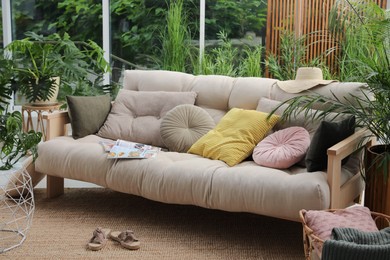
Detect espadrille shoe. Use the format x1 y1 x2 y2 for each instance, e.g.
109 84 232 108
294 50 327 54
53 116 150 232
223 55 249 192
109 230 140 250
87 227 111 251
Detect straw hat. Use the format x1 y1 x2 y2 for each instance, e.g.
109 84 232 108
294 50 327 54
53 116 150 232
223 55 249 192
277 67 337 94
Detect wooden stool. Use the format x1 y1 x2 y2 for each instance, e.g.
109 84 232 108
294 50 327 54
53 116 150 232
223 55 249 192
22 103 63 141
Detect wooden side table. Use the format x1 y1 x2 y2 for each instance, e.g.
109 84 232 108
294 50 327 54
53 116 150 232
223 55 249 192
22 103 63 141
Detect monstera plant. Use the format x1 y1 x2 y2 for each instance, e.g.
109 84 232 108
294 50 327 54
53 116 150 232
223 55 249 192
5 32 110 104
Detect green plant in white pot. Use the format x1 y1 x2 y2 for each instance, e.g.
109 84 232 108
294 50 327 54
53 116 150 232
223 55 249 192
0 110 42 170
5 32 109 104
272 1 390 217
0 57 41 251
0 49 42 170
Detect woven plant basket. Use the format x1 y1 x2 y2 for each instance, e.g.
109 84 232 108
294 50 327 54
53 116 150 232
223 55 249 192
299 209 390 260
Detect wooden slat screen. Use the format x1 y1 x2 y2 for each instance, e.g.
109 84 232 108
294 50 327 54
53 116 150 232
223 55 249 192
266 0 388 77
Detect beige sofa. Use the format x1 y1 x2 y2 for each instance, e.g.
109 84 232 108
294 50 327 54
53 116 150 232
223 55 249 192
35 70 368 221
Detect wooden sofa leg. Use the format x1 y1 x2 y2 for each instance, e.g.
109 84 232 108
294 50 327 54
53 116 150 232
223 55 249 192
46 175 64 198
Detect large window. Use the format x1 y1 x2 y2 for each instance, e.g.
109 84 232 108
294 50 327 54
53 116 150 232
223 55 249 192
11 0 102 44
10 0 104 104
110 0 200 82
4 0 268 82
205 1 266 42
202 0 267 77
0 3 2 47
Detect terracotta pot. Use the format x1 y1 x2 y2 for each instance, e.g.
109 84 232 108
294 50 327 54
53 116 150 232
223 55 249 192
364 144 390 228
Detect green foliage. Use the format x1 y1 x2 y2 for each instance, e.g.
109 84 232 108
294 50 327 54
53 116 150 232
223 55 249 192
0 6 2 38
330 1 390 83
327 0 390 145
265 31 328 80
0 111 42 170
161 0 191 72
9 0 267 75
54 0 103 44
0 50 13 112
239 45 264 77
195 31 264 77
270 1 390 180
110 0 166 67
5 32 110 103
205 0 267 39
200 32 238 76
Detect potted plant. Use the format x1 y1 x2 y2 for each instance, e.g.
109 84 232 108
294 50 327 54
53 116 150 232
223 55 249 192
5 32 110 104
0 51 14 112
0 110 42 170
271 1 390 216
0 50 42 170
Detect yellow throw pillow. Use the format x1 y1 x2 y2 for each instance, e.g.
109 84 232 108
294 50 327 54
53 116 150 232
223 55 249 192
188 108 280 166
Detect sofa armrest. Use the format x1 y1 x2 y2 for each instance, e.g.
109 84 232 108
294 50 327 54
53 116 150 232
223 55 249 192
43 111 70 141
327 128 372 208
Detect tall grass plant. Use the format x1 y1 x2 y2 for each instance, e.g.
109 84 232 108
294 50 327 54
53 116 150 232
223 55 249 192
161 0 191 72
266 31 329 80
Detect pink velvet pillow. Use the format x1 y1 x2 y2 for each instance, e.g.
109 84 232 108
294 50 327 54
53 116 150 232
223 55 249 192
304 206 378 255
252 127 310 169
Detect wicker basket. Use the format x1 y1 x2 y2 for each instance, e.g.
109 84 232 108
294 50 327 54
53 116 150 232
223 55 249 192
299 209 390 260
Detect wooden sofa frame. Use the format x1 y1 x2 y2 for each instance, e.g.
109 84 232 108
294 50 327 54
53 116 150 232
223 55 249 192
39 111 370 211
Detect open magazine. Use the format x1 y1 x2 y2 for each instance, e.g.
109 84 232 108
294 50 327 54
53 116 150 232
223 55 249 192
100 139 161 159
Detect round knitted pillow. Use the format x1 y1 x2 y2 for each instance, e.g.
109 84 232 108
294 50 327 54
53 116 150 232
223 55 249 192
160 104 215 152
252 126 310 169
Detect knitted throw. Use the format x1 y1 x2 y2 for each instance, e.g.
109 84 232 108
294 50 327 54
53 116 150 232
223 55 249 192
321 227 390 260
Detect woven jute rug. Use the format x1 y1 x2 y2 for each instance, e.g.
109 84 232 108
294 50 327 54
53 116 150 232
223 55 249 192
2 188 304 259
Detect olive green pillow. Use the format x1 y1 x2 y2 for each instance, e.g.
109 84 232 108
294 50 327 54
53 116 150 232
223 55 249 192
66 95 112 139
160 104 216 152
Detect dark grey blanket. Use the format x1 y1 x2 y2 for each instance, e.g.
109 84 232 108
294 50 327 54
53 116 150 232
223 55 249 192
321 227 390 260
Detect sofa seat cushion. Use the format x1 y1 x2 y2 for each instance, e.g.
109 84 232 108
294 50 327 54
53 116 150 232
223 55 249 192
36 135 357 221
97 89 197 147
36 135 115 187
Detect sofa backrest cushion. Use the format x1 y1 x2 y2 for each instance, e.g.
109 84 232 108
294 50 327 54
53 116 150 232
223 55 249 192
97 89 197 147
257 97 347 138
123 70 368 124
123 70 277 123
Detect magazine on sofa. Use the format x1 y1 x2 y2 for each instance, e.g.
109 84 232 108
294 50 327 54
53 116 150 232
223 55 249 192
100 139 162 159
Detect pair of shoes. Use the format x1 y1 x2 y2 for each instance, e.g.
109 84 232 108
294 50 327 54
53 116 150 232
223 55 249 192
87 228 141 251
109 230 141 250
87 227 111 251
